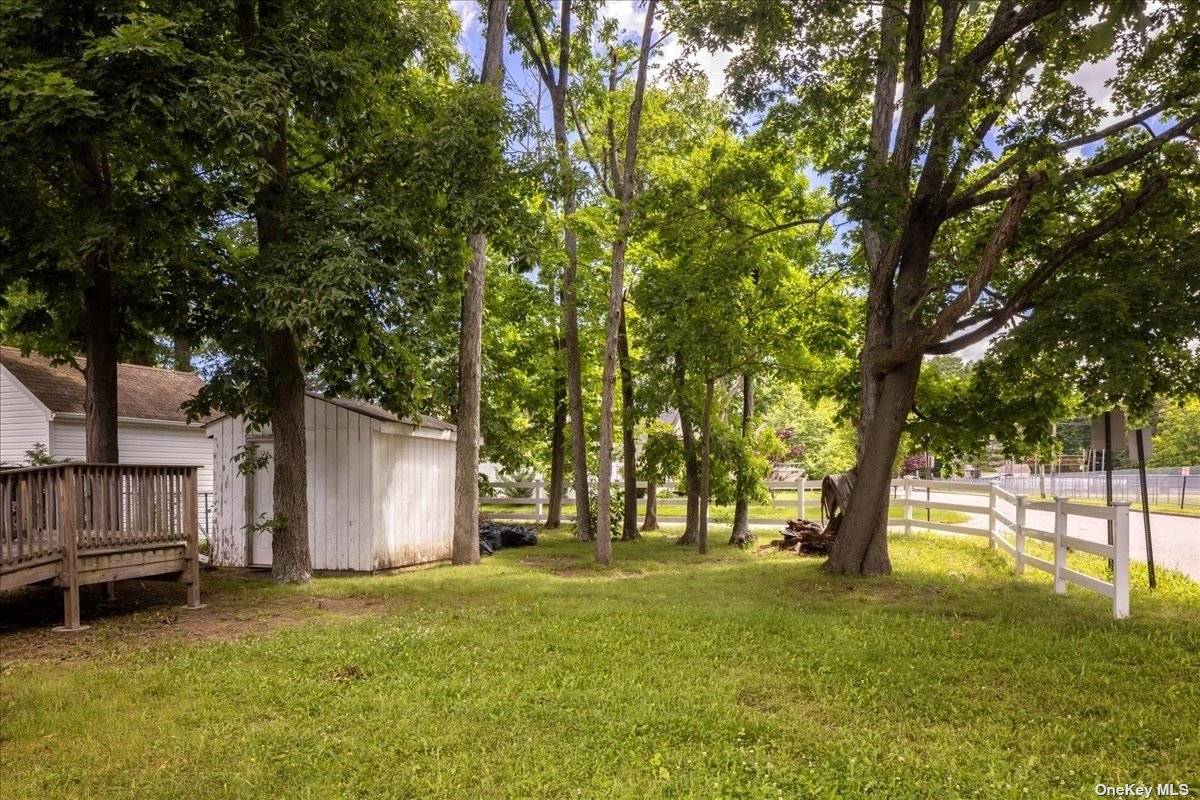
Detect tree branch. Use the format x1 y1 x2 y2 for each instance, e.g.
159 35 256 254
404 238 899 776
927 175 1169 355
518 0 557 89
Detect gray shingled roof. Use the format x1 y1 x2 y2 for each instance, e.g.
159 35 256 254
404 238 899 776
1 346 206 424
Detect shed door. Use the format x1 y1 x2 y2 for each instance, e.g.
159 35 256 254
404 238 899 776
249 441 274 567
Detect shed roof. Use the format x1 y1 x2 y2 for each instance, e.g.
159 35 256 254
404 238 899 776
201 391 455 433
317 394 456 432
0 345 207 424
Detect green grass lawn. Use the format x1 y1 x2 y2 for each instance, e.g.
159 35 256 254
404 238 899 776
2 531 1197 799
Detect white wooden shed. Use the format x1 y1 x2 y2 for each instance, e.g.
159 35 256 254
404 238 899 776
205 393 457 572
0 346 214 493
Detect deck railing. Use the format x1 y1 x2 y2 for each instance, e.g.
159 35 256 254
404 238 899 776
2 464 196 564
1 463 201 629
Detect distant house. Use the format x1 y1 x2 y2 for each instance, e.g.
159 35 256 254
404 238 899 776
0 346 213 493
205 394 457 572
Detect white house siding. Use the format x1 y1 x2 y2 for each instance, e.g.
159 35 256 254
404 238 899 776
372 429 455 569
48 417 213 494
0 365 50 465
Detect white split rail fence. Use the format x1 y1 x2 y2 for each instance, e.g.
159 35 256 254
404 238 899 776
482 477 1132 619
896 478 1131 619
482 479 816 526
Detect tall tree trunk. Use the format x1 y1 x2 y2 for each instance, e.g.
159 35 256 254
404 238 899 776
82 251 119 463
825 357 922 576
264 328 312 583
78 138 119 463
697 377 714 555
594 1 655 563
173 336 192 371
618 302 639 540
451 0 507 566
594 205 633 564
546 339 567 528
730 372 754 547
673 351 699 546
557 114 591 543
642 479 658 530
243 0 311 583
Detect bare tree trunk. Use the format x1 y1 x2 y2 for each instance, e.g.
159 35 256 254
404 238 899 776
673 351 699 545
595 1 655 564
642 479 658 530
730 372 754 547
243 0 311 584
77 139 120 463
265 328 312 583
173 336 192 371
82 251 119 463
698 377 714 555
451 0 507 565
825 357 922 576
546 344 567 528
618 302 639 541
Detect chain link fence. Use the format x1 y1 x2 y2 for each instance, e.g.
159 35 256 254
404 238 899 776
977 468 1198 510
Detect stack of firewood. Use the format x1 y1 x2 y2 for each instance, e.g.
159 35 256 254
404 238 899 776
766 518 837 556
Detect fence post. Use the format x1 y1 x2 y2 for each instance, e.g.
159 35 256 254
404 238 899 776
534 480 544 524
1053 496 1068 596
1014 495 1026 576
987 483 997 549
1112 502 1130 619
903 478 912 536
796 478 804 520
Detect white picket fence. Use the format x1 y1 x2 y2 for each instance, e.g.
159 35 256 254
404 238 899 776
896 478 1131 619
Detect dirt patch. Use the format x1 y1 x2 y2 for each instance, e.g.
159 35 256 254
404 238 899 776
0 574 388 663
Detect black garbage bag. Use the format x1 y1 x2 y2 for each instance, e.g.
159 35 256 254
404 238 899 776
478 522 538 556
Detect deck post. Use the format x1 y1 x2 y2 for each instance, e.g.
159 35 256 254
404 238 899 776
54 466 88 632
1053 496 1068 596
183 467 204 610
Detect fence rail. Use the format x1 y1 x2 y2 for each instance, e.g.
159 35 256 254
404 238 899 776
482 477 1133 618
482 478 818 525
898 478 1131 619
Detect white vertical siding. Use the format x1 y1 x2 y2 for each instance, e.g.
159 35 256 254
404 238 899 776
208 416 249 567
0 365 50 465
210 395 450 573
372 429 455 569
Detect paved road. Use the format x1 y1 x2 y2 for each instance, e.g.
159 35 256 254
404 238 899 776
905 490 1200 582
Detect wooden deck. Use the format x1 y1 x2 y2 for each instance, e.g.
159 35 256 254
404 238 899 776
1 463 201 630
